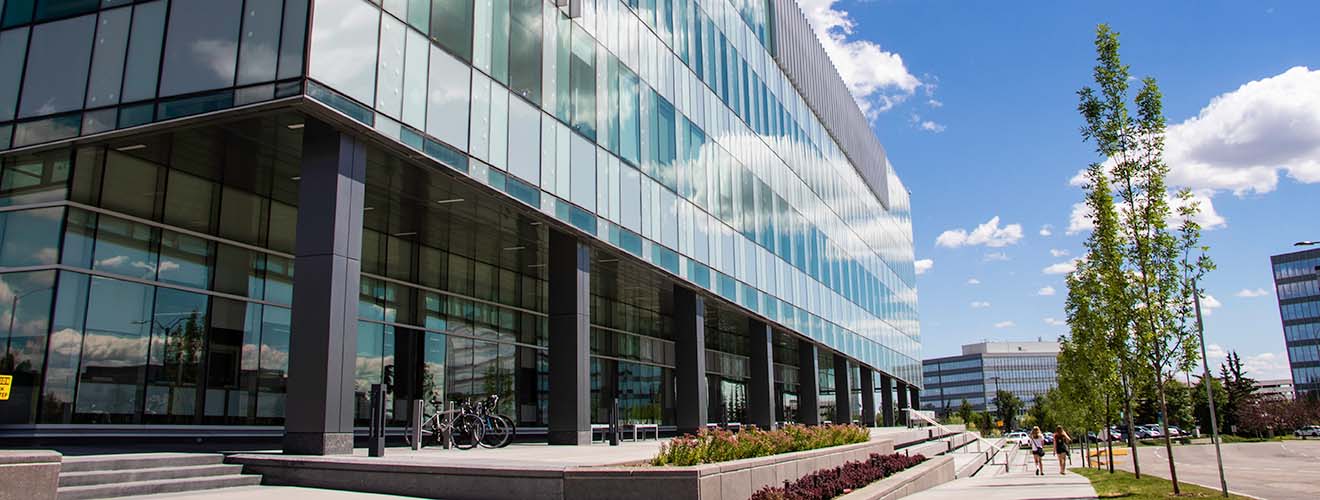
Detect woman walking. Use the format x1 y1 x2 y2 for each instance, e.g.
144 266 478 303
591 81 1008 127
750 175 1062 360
1029 426 1046 475
1053 426 1072 475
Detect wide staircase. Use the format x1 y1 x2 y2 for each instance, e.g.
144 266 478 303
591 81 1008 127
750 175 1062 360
57 453 261 499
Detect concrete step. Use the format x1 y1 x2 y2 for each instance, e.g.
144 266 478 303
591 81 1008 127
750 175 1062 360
56 474 263 500
60 453 224 473
59 464 246 487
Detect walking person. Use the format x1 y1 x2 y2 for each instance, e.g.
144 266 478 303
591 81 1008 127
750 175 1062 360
1054 426 1072 475
1029 426 1046 475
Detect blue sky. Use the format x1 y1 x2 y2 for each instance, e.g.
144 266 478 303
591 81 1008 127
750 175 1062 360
798 0 1320 378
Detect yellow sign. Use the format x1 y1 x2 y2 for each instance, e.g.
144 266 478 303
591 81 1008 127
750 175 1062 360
0 375 11 401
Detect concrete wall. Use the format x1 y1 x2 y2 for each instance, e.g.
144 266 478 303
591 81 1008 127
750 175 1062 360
0 450 61 500
836 455 956 500
231 439 899 500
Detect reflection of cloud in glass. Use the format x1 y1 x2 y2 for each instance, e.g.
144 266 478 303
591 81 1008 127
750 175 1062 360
74 331 149 366
190 39 239 84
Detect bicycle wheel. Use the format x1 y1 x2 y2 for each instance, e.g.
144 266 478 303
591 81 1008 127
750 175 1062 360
450 413 484 450
479 415 514 449
495 414 516 448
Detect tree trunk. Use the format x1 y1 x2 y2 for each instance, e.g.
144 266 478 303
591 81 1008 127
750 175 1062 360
1122 372 1141 478
1156 372 1181 494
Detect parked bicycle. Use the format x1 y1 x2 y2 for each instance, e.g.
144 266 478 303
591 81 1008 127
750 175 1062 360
405 394 516 449
406 399 484 450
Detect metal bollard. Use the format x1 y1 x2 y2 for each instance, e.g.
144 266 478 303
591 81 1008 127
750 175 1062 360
410 399 423 451
609 397 621 446
442 400 452 450
369 383 386 457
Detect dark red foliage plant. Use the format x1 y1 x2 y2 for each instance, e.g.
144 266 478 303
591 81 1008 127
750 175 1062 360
749 452 926 500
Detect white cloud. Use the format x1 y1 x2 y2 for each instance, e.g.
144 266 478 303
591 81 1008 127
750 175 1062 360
966 278 981 285
1066 191 1225 235
1162 66 1320 196
928 99 943 108
983 252 1010 262
1037 286 1056 296
1235 288 1269 298
1043 259 1080 275
1043 317 1067 326
994 321 1016 329
1203 344 1292 380
936 216 1024 248
1200 294 1222 315
914 258 934 275
1039 225 1054 237
970 301 991 309
798 0 923 116
1050 249 1071 258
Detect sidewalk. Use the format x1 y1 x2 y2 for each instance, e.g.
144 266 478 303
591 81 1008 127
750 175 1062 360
903 448 1097 500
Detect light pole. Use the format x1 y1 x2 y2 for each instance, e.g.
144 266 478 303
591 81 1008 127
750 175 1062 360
3 288 45 363
1193 279 1229 497
1293 241 1318 246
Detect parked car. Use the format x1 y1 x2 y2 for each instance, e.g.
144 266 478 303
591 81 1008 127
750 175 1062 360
1137 425 1163 439
1295 425 1320 438
1043 433 1054 445
1004 431 1029 448
1166 426 1183 438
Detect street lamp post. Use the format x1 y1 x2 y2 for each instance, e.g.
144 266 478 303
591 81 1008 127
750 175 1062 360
1193 279 1229 498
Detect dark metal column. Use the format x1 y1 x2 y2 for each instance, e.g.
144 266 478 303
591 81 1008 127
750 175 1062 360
909 386 920 418
897 381 910 426
860 368 876 427
548 230 592 445
880 374 894 427
283 121 367 455
746 319 776 430
796 340 819 425
674 286 707 435
832 353 852 424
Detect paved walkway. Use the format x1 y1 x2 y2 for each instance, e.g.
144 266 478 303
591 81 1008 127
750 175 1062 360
905 447 1097 500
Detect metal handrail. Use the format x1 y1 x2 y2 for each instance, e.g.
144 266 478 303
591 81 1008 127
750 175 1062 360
904 408 1007 469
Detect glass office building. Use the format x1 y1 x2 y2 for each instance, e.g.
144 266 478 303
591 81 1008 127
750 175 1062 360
1271 249 1320 397
921 341 1059 417
0 0 920 452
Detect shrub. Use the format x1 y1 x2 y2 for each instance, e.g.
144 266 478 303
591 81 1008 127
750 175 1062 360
750 452 926 500
650 424 870 466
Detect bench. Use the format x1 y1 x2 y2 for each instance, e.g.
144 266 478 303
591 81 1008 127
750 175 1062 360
630 423 659 441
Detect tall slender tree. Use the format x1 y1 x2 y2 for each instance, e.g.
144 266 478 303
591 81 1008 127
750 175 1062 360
1075 24 1214 494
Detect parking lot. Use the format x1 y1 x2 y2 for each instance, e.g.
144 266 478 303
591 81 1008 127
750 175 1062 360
1114 440 1320 500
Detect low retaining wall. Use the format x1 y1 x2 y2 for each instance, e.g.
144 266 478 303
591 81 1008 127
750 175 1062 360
0 450 61 500
836 455 955 500
883 425 964 448
230 439 897 500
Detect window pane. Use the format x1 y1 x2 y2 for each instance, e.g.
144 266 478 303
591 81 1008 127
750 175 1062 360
157 230 212 289
144 288 209 422
75 276 153 423
507 97 539 183
375 14 405 118
401 28 428 130
256 305 290 419
122 0 167 102
0 27 29 121
19 14 95 118
86 7 131 108
33 0 99 22
218 186 267 246
507 0 539 103
568 25 595 140
92 216 159 280
101 151 160 219
308 0 379 105
0 270 55 425
0 150 70 206
429 0 472 62
426 44 470 150
212 244 264 299
276 0 308 80
162 170 214 233
236 0 283 85
0 207 62 266
41 271 89 423
159 0 242 97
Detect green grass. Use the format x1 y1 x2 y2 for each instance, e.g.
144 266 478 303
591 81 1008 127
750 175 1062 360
1072 467 1251 499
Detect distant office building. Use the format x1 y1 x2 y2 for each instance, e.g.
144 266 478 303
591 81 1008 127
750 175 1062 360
1271 248 1320 397
921 341 1060 417
1253 379 1296 401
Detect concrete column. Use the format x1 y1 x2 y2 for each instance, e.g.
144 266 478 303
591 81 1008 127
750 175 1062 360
897 381 910 426
796 340 819 425
880 374 894 427
746 319 776 430
547 230 592 445
832 353 852 424
860 368 876 427
283 121 367 455
674 286 707 435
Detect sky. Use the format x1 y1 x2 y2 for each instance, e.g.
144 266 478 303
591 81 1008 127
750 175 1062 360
795 0 1320 380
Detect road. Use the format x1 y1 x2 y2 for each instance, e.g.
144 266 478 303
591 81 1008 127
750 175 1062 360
1112 440 1320 500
